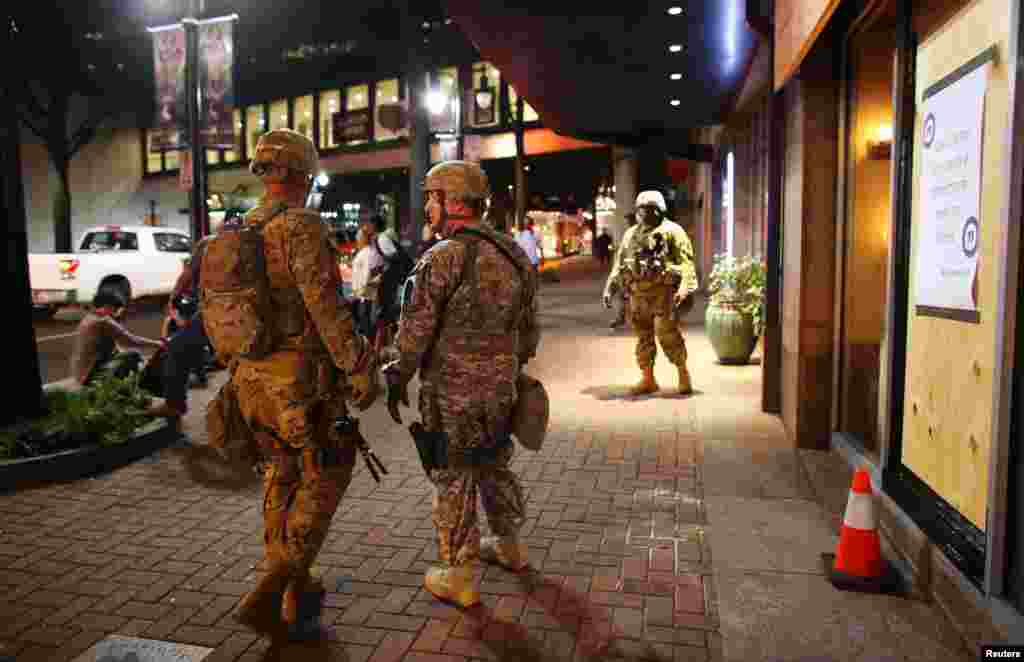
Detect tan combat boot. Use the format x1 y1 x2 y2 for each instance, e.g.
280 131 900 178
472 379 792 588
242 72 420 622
282 574 326 640
479 536 529 572
630 367 659 395
677 365 693 395
424 564 481 608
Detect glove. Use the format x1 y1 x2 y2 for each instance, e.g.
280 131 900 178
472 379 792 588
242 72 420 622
348 368 378 411
673 289 693 309
382 360 410 424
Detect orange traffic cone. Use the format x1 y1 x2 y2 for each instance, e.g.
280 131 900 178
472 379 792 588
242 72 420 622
822 467 903 595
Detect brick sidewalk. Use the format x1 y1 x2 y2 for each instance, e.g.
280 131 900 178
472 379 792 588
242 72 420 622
0 261 965 662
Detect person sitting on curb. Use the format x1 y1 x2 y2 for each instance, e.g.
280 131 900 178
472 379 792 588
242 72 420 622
70 289 165 388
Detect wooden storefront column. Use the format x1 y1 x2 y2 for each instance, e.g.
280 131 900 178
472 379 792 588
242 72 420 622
781 43 840 449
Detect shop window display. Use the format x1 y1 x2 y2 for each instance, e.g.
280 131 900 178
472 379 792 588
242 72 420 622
375 79 404 141
294 95 314 141
146 133 163 174
345 84 369 145
429 67 459 134
246 104 265 159
223 108 242 162
270 98 288 132
469 62 500 127
320 90 341 149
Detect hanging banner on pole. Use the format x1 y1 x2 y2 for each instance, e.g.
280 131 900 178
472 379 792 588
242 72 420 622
148 23 187 152
913 48 994 323
199 16 238 149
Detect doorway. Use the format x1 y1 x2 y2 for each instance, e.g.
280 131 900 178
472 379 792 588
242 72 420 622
837 3 898 457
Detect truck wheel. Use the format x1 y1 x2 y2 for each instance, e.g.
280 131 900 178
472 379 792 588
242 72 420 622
33 306 58 321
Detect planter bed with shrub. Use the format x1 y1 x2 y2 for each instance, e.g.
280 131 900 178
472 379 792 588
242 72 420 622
0 373 180 491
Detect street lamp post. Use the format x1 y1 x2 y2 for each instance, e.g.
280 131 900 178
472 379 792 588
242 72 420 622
183 0 209 240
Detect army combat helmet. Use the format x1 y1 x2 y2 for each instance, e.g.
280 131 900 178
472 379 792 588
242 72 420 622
250 129 318 180
635 190 668 214
423 160 491 202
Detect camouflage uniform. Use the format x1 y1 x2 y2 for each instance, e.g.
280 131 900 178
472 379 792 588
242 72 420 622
231 201 366 579
211 130 372 636
397 224 539 571
604 194 698 392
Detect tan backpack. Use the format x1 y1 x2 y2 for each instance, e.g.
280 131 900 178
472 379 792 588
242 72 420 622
198 204 286 365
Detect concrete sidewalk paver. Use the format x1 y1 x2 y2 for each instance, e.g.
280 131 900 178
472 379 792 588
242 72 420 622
0 257 970 662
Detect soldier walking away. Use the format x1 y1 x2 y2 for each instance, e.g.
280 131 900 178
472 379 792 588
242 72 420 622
602 191 698 395
384 160 540 609
201 129 378 640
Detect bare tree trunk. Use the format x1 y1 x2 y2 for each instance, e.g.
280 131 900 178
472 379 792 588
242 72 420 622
3 78 45 424
54 160 72 252
513 97 526 231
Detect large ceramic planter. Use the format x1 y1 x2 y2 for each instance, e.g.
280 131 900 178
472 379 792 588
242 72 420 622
705 300 758 365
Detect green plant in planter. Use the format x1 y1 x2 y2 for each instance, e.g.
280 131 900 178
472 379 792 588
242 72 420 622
0 372 154 460
705 254 767 364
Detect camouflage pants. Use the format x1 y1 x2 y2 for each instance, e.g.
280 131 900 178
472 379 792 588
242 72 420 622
629 285 688 369
429 442 527 567
233 352 355 579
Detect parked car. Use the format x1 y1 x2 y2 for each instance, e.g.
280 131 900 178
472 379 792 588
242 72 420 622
29 225 193 317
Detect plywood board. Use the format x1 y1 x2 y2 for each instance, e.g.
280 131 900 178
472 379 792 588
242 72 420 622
902 0 1009 530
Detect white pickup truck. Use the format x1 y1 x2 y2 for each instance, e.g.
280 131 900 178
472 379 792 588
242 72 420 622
29 225 193 317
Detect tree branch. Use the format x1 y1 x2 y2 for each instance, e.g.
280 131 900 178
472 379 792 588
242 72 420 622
15 106 47 143
69 106 116 158
21 80 50 120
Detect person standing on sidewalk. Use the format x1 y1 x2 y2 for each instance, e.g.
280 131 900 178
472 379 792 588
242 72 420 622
515 219 542 272
384 160 540 608
205 129 378 639
602 191 698 394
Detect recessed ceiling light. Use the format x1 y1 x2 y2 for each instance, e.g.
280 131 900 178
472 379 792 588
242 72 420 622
667 6 683 15
670 73 682 80
669 44 683 53
670 99 681 106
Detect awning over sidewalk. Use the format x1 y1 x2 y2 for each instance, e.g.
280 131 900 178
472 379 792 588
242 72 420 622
444 2 762 161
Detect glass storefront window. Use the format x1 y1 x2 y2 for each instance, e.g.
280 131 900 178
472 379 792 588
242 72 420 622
145 133 163 174
507 85 539 123
429 67 459 134
469 62 500 127
345 84 369 145
294 95 314 141
374 79 402 141
165 150 180 170
246 104 265 159
224 108 242 162
270 98 288 132
319 90 340 149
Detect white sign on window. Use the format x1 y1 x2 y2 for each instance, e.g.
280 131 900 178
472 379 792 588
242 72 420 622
914 51 993 322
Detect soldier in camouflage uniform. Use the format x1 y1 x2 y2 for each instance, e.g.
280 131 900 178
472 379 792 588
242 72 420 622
602 190 699 395
384 161 540 608
222 129 378 638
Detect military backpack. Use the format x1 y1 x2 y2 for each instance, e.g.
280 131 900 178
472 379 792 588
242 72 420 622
198 204 286 365
449 227 550 452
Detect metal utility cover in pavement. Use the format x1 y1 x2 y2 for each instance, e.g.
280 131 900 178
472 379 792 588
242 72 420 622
72 636 213 662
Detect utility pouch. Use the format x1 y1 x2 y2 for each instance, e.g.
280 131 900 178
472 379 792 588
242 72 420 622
409 422 448 475
206 382 258 464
